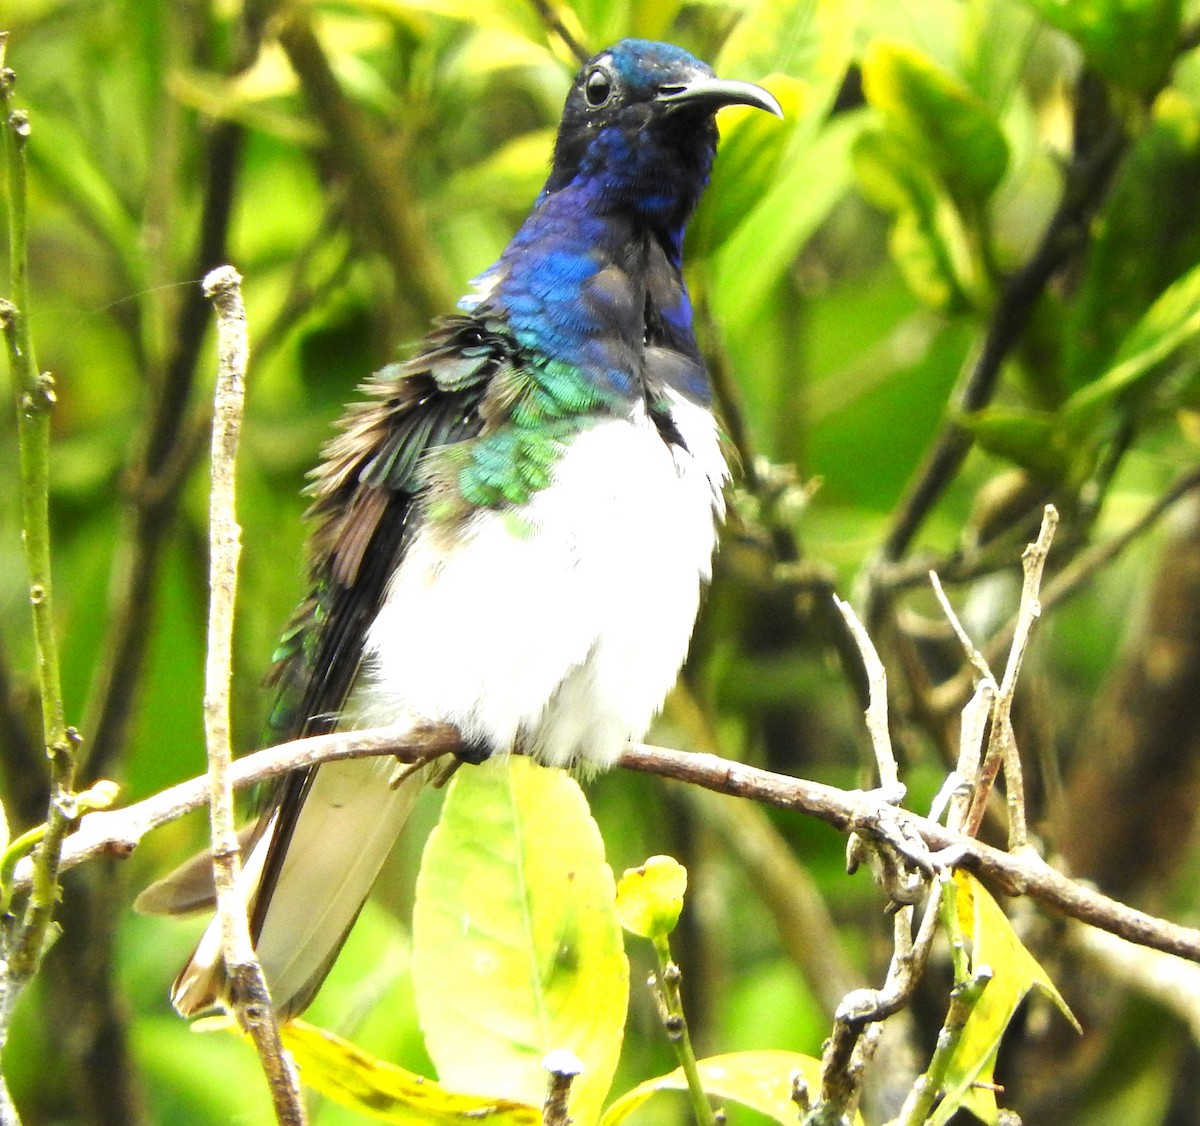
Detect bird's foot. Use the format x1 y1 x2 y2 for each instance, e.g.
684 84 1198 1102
387 735 494 789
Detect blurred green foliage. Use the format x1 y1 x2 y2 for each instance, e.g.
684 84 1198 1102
4 0 1200 1122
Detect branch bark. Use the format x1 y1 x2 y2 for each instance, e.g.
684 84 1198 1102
202 267 306 1126
18 725 1200 965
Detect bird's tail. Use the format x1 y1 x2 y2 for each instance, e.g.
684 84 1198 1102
145 756 429 1021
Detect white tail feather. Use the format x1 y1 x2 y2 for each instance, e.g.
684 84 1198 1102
172 757 428 1018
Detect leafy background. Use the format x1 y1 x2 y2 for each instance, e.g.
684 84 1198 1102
3 0 1200 1122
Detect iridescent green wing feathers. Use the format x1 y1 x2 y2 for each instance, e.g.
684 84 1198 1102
263 313 618 746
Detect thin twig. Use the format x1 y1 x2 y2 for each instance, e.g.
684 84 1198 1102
834 597 900 794
929 571 995 686
527 0 589 63
202 267 306 1126
812 892 942 1122
894 966 993 1125
806 610 939 1120
927 570 998 830
616 745 1200 964
17 725 459 883
541 1050 581 1126
964 506 1058 844
649 937 717 1126
275 10 453 323
929 464 1200 716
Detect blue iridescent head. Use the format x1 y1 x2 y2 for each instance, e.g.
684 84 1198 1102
545 39 782 228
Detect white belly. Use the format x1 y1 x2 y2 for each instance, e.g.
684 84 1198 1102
359 391 727 771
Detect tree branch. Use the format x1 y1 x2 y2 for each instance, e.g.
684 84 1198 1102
14 725 1199 966
617 745 1200 964
275 9 454 324
930 464 1200 717
202 267 306 1126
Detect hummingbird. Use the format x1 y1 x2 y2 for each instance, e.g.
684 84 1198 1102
149 38 781 1020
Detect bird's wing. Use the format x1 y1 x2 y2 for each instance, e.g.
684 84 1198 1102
165 316 506 1017
250 316 501 920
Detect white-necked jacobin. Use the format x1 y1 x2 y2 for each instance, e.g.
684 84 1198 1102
152 38 782 1020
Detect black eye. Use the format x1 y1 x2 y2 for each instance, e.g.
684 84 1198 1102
584 67 613 107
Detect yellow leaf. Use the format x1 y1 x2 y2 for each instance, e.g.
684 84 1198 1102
413 757 628 1124
600 1051 862 1126
933 873 1079 1125
282 1021 540 1125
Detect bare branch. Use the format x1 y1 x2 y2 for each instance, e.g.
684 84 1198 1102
23 725 459 883
835 596 900 794
202 267 306 1126
813 893 942 1122
541 1050 582 1126
965 506 1058 845
617 744 1200 963
13 723 1199 969
930 465 1200 717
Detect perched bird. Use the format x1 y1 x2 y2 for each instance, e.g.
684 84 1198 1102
154 38 781 1019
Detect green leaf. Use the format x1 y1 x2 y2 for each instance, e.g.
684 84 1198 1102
691 76 807 260
861 39 1009 208
958 407 1067 480
599 1051 860 1126
1017 0 1182 95
709 110 863 325
1063 90 1200 392
852 127 975 311
281 1020 540 1125
932 873 1079 1125
412 757 628 1125
718 0 857 103
1061 259 1200 438
615 855 687 939
889 203 974 311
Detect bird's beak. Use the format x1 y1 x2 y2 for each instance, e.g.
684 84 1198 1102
656 75 784 118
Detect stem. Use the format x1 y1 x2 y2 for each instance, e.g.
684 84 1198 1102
651 935 717 1126
964 507 1057 842
892 885 986 1126
541 1050 581 1126
0 30 78 981
202 266 306 1125
893 970 992 1126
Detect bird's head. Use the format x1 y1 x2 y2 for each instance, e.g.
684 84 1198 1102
545 39 782 231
